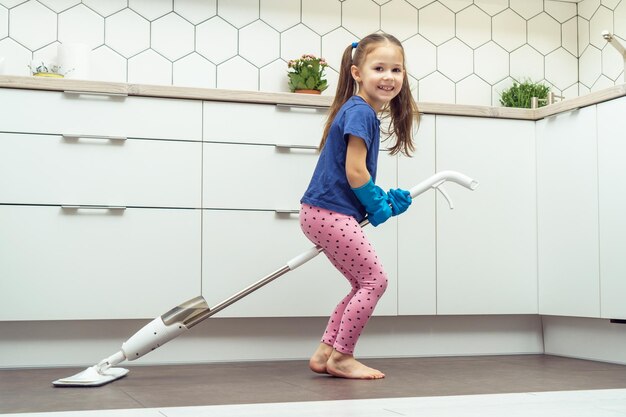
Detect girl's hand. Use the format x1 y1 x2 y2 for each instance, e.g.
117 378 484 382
388 188 412 216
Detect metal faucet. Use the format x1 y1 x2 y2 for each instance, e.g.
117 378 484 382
547 91 564 105
530 92 563 109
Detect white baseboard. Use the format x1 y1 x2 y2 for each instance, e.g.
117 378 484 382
0 315 543 368
542 315 626 365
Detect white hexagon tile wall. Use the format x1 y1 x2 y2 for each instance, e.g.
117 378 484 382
0 0 624 106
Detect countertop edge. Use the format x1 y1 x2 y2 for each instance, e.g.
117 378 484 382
1 75 625 120
533 84 626 119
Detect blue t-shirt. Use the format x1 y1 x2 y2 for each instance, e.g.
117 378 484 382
301 95 381 221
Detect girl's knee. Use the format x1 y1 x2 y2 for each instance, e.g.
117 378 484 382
376 277 388 296
363 275 387 297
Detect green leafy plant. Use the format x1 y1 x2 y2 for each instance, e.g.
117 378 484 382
499 80 550 108
287 54 328 92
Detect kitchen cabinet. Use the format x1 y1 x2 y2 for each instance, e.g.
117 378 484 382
0 205 201 320
3 80 623 322
597 97 626 320
536 106 600 317
435 116 537 314
397 114 437 315
0 89 203 320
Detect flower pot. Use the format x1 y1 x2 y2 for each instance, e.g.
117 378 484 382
294 89 321 95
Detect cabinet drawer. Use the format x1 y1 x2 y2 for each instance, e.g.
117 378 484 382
0 205 201 320
0 132 202 208
203 142 398 210
203 101 327 146
202 142 317 210
0 89 202 141
202 209 397 317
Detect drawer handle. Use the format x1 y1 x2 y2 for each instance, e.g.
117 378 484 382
276 103 327 112
274 144 318 151
274 209 299 215
61 205 126 211
63 133 127 142
64 90 128 98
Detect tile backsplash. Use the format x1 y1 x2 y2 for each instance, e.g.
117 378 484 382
0 0 624 105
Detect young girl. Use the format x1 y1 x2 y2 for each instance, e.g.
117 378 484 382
300 33 419 380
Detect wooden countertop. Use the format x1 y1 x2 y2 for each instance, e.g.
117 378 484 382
2 75 625 121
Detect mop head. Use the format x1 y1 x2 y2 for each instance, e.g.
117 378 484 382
52 366 129 387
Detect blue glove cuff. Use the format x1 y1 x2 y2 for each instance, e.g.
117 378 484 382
352 178 392 226
352 178 380 206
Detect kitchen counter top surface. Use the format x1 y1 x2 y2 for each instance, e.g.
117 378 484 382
1 75 625 121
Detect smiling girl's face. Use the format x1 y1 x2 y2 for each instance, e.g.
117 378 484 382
351 42 405 112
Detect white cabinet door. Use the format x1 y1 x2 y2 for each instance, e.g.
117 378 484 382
0 205 201 320
0 133 202 208
597 97 626 319
0 89 202 141
536 107 600 317
201 209 398 317
436 116 537 314
397 115 437 315
202 142 318 210
203 101 327 147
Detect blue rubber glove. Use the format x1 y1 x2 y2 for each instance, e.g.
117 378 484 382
351 178 392 227
388 188 412 216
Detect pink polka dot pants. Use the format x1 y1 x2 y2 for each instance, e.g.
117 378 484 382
300 204 388 355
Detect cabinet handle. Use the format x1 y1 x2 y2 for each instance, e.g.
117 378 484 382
274 209 299 215
546 107 580 119
63 133 127 142
63 90 128 98
276 103 327 112
274 144 318 151
61 205 126 211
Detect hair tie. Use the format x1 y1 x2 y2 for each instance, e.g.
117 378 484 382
351 42 358 49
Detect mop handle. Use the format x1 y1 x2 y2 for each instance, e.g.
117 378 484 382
408 170 478 199
185 170 478 328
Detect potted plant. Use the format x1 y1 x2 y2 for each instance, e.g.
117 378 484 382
28 61 73 78
287 54 328 94
499 79 550 108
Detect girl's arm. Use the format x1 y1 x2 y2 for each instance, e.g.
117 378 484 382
346 135 370 188
346 135 393 226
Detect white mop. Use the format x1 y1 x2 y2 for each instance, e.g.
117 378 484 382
53 170 479 387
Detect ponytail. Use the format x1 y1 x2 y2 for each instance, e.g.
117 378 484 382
319 44 357 151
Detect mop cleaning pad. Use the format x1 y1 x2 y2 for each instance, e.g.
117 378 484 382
53 366 129 387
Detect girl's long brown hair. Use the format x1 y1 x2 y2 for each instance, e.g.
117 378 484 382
319 33 419 156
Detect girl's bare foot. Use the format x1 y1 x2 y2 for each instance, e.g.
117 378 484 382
326 350 385 379
309 343 333 374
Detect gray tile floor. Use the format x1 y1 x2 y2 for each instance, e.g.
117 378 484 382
2 355 626 414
